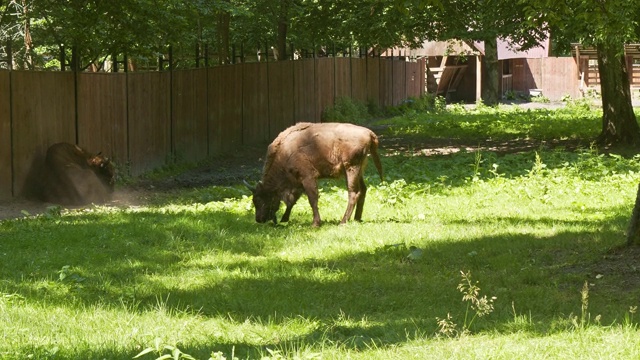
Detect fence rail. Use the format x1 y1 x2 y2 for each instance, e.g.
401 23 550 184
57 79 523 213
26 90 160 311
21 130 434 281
0 57 426 200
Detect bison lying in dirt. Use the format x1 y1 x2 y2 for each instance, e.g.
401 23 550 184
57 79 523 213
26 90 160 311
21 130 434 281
246 122 383 226
33 143 116 205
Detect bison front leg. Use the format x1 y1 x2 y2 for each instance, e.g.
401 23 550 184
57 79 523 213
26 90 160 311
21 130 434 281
280 189 302 223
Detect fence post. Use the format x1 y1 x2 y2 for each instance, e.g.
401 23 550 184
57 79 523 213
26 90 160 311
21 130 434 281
59 45 65 71
204 44 209 67
72 46 79 72
3 41 12 70
158 45 173 71
232 44 236 64
195 43 200 68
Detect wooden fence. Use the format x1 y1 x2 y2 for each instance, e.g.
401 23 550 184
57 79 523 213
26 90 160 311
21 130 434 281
0 57 426 200
511 57 581 100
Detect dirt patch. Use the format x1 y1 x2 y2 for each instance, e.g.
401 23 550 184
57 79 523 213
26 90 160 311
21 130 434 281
591 245 640 292
0 146 266 221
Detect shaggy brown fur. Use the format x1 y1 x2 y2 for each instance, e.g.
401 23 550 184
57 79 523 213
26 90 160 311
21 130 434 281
248 122 383 226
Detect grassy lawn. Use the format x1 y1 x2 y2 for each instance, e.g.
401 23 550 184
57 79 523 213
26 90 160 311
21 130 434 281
2 101 640 359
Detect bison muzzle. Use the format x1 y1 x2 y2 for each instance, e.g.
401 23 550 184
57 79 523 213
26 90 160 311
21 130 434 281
246 122 383 227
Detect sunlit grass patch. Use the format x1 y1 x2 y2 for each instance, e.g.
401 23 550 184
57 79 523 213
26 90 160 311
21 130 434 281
2 105 640 359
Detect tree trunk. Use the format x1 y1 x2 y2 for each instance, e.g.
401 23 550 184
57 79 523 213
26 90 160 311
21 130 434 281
216 3 231 65
22 0 33 69
482 37 500 106
596 42 640 146
627 183 640 246
275 0 291 61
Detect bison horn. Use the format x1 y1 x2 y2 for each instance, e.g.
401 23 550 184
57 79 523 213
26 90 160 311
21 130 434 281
243 180 256 193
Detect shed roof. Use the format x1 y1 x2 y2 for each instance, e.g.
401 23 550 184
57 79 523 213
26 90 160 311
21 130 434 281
387 38 550 60
571 43 640 57
474 38 550 59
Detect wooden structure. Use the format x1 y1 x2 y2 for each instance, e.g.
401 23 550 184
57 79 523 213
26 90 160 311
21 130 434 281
383 39 593 102
382 41 478 100
429 56 468 99
0 57 425 200
571 44 640 94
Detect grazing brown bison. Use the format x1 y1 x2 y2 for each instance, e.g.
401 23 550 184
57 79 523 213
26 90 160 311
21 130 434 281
246 122 383 226
36 143 116 205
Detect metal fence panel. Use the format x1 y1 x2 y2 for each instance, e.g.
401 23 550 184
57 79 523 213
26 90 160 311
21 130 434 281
172 69 209 162
77 73 128 166
127 72 171 176
11 71 76 196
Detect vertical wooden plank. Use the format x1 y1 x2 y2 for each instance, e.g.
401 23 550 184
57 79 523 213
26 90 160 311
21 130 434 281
418 59 425 97
242 62 270 145
77 72 128 167
293 59 316 122
127 72 171 176
209 65 243 155
268 61 295 139
0 71 10 199
379 58 393 107
392 60 406 105
351 58 368 103
315 58 335 121
366 58 380 108
540 57 580 100
405 61 421 98
172 69 208 163
11 71 75 196
334 58 351 99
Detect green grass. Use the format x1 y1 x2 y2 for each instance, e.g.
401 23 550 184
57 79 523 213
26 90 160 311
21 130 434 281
2 104 640 359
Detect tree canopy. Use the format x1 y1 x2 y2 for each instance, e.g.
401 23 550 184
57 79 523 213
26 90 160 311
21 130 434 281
523 0 640 145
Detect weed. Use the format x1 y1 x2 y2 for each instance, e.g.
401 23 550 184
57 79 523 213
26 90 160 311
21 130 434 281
458 271 497 330
531 94 551 103
436 271 497 338
435 313 458 338
134 338 196 360
503 90 518 100
624 306 638 328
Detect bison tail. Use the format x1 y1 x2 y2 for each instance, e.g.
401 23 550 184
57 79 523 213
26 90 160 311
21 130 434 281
370 134 384 182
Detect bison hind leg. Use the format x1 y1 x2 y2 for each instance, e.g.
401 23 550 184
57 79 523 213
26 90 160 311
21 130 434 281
341 169 366 224
354 176 367 221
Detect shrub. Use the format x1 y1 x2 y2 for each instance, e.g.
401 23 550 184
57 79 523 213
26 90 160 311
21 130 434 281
322 97 370 124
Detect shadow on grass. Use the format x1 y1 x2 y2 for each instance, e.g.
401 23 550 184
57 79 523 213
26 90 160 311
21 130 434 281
1 203 639 359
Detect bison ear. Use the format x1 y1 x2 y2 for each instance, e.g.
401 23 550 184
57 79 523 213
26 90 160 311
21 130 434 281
243 180 256 194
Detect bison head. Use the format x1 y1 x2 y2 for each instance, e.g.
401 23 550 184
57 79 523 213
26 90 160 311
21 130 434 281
245 180 279 224
88 154 116 190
